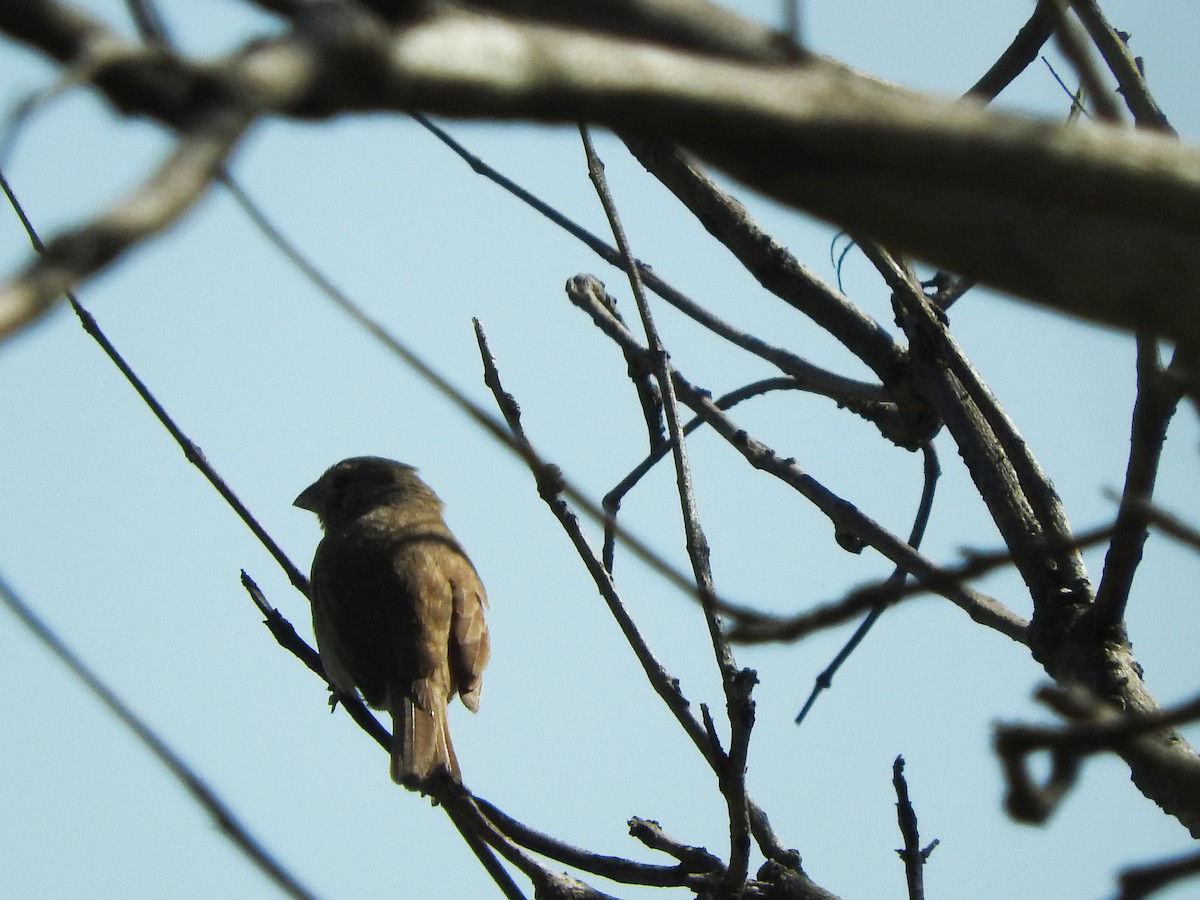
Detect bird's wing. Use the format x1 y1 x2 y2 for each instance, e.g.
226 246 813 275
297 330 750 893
310 538 397 707
449 559 490 713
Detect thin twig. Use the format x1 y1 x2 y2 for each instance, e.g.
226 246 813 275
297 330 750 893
580 127 753 890
569 274 1027 642
603 377 811 573
584 278 667 450
892 757 937 900
1041 57 1092 120
1042 0 1122 122
0 570 318 900
794 443 939 724
0 170 311 595
474 318 794 884
475 798 715 888
1069 0 1173 132
413 116 891 428
473 319 722 771
239 573 394 748
965 4 1055 102
733 525 1113 646
1094 338 1184 624
240 571 324 678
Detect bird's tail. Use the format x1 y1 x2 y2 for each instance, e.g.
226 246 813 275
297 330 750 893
390 688 460 789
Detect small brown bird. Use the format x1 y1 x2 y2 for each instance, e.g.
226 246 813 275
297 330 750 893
294 457 490 789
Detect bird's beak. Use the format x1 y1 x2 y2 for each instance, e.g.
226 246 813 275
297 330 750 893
293 481 323 513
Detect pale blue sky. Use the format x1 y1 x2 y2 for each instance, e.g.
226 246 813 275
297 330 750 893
2 2 1199 898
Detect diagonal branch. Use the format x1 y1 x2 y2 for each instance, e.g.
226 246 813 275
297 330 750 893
964 3 1055 101
0 103 252 338
475 318 791 872
1094 339 1186 624
475 797 717 889
415 116 892 431
568 273 1028 642
872 246 1089 603
579 128 756 889
1069 0 1173 132
793 442 940 724
474 319 723 771
618 136 908 392
0 570 319 900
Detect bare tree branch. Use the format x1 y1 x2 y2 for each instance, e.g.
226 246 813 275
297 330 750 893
996 685 1200 832
1042 0 1123 123
1094 340 1186 624
473 319 724 771
1070 0 1173 132
794 443 940 724
568 273 1029 641
965 3 1055 101
475 318 795 883
0 102 251 337
1115 849 1200 900
0 570 319 900
6 2 1200 344
476 799 716 889
5 2 1200 892
580 127 756 890
414 117 892 434
892 757 937 900
618 136 909 396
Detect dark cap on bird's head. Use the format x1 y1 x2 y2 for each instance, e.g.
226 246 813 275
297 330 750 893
294 456 437 527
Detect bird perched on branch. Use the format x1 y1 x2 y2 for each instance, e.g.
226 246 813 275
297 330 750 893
294 457 490 790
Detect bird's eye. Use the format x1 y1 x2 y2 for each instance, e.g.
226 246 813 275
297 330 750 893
331 471 351 490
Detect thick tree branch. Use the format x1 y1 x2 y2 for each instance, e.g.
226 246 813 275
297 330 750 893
996 685 1200 834
876 247 1089 602
6 2 1200 345
0 103 252 338
619 136 908 393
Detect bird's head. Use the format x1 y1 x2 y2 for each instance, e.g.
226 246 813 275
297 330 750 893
294 456 434 528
